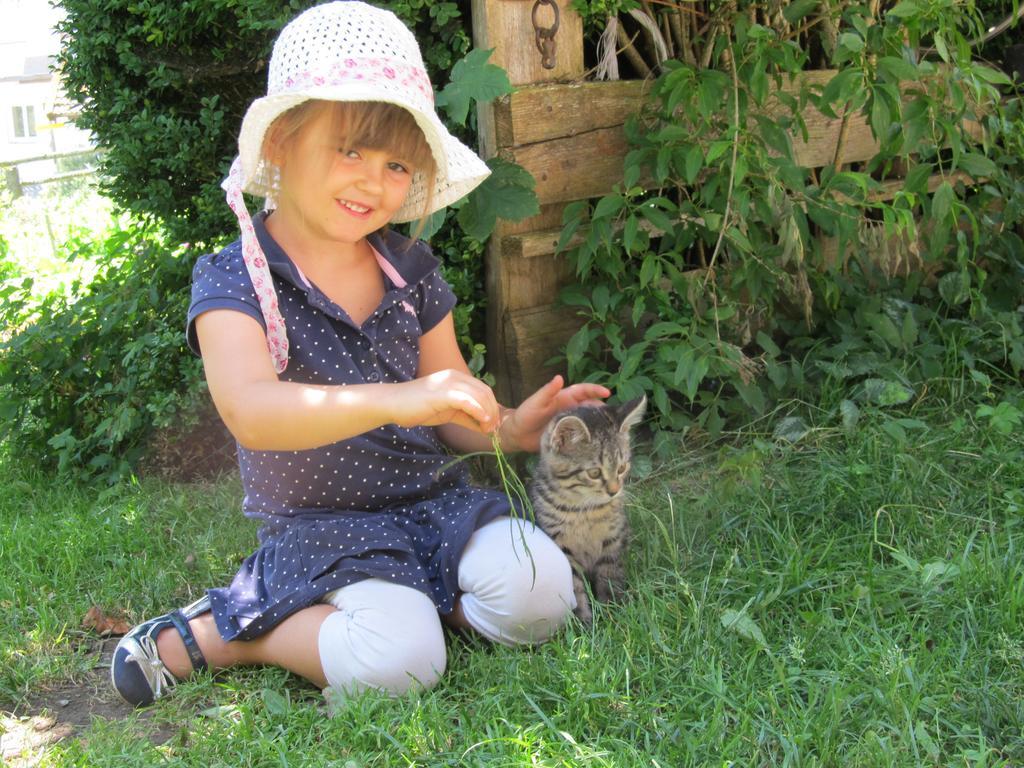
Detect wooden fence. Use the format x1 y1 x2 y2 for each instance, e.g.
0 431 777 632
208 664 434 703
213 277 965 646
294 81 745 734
0 149 100 198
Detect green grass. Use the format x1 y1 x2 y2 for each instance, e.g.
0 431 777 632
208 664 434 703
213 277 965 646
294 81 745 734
1 396 1022 766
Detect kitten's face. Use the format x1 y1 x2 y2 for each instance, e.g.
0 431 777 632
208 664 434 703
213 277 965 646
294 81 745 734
540 396 646 505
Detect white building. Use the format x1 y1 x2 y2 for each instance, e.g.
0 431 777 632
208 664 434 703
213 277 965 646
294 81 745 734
0 0 92 176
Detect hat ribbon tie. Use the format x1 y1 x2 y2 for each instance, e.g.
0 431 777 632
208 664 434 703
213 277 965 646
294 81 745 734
222 156 290 374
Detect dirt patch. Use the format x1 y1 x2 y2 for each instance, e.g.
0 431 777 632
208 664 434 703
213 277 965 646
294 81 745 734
0 639 177 767
137 401 238 482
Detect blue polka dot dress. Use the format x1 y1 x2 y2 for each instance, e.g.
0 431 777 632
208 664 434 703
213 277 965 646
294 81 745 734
187 213 510 642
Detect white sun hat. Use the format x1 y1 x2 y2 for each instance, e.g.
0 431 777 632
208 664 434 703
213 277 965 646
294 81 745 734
221 0 491 373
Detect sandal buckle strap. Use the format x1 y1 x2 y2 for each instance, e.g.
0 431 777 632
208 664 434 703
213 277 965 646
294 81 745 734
169 609 208 673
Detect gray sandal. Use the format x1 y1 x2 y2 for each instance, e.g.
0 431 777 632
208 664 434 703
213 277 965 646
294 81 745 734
110 594 211 707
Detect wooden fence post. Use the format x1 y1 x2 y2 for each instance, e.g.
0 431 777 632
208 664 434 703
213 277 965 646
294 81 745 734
471 0 584 404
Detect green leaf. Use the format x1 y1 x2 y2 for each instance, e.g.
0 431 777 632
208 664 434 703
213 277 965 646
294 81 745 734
931 181 954 222
645 321 685 339
653 145 671 182
593 194 625 220
972 63 1012 85
914 721 941 761
870 89 891 140
685 355 711 401
416 209 448 242
889 548 921 574
863 378 914 406
783 0 819 24
901 310 918 347
261 688 290 716
684 144 703 184
921 560 960 587
976 401 1023 434
877 55 918 82
938 271 970 306
559 284 591 308
721 609 767 648
838 33 864 54
820 69 863 114
457 158 539 241
435 48 512 126
672 345 695 386
591 285 610 318
903 163 933 196
773 416 809 443
638 202 675 234
887 0 922 17
754 115 792 157
706 140 731 163
639 255 660 288
868 312 902 349
750 68 768 105
881 419 908 443
623 215 640 254
565 325 594 365
698 71 729 118
735 380 766 414
756 330 780 358
957 152 996 178
651 384 670 416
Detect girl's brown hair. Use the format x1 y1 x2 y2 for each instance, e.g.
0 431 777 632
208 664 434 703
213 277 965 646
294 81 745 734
263 100 438 234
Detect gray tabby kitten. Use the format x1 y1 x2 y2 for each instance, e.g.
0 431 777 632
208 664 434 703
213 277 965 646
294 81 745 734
530 396 646 623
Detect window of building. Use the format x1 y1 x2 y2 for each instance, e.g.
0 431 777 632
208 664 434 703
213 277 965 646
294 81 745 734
12 105 37 139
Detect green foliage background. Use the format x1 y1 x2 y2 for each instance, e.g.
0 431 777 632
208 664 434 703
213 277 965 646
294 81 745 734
559 0 1024 452
0 225 204 482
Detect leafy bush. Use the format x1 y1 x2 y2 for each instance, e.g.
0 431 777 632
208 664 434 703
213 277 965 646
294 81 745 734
559 1 1024 447
0 225 205 483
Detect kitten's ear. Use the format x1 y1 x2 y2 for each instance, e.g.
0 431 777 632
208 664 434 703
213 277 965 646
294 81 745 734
617 395 647 433
549 415 591 453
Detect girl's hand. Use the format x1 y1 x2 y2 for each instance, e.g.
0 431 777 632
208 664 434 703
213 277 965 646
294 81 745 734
393 369 500 434
500 375 611 453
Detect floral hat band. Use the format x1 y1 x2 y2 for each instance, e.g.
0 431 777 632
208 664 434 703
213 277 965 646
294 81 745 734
221 1 490 373
280 58 435 109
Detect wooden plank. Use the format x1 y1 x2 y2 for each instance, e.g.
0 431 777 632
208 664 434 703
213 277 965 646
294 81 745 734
494 80 649 147
504 305 583 402
503 226 582 259
501 248 575 312
508 126 631 206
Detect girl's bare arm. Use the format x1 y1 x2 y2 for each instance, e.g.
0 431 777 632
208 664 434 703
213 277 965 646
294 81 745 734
195 309 499 451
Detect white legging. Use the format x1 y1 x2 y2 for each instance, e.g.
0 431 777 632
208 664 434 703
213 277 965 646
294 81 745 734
317 516 575 697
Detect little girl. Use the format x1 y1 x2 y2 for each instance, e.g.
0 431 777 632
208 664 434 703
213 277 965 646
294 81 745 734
110 1 609 707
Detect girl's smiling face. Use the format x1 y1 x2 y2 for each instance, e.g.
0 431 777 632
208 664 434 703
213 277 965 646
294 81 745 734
268 106 418 250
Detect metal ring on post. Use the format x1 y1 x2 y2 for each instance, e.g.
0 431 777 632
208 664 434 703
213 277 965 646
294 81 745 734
531 0 560 69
